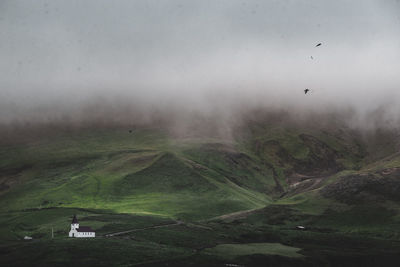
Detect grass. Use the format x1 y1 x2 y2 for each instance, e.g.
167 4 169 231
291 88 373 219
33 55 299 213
1 238 192 267
203 242 303 259
1 125 400 266
0 128 272 220
0 207 174 242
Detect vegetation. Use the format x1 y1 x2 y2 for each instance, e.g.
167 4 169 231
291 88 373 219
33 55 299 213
203 243 303 259
1 125 400 266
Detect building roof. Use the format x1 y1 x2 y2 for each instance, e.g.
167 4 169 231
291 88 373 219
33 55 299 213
77 226 95 232
71 215 79 224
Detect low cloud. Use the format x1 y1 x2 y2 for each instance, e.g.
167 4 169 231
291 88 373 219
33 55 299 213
0 0 399 131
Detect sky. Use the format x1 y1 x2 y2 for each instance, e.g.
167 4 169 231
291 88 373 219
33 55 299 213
0 0 399 124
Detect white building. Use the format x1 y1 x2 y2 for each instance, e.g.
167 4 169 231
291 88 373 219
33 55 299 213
68 215 95 238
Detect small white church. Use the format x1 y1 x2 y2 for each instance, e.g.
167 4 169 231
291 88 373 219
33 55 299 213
68 215 95 238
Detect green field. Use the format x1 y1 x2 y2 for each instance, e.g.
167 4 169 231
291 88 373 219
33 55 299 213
203 242 303 259
1 125 400 266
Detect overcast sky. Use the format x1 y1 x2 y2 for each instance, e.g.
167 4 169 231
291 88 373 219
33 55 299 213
0 0 399 123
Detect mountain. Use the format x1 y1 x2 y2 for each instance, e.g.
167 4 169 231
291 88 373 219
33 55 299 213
1 121 400 266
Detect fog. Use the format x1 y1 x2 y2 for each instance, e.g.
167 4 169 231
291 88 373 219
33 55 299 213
0 0 400 130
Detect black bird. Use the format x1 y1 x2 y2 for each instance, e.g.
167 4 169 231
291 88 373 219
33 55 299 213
304 89 310 94
315 43 322 47
129 130 132 133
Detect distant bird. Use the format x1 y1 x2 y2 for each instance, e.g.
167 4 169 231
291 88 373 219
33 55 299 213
304 89 310 94
310 56 314 60
129 130 132 133
315 43 322 47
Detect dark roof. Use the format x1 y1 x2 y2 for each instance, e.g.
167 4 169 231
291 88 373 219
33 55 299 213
72 215 78 224
77 226 95 232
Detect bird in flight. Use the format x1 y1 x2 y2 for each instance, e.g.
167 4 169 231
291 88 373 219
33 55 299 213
304 89 310 94
310 56 314 60
315 43 322 47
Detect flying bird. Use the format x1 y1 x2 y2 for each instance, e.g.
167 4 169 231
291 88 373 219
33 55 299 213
315 43 322 47
304 89 310 94
310 56 314 60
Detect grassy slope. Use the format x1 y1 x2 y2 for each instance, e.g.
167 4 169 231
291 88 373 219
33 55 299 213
1 125 400 266
0 128 274 226
1 125 398 224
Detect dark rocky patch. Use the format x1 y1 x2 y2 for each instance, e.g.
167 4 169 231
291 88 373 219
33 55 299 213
321 171 400 204
254 135 343 177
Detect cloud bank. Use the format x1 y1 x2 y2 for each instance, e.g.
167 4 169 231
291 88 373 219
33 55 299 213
0 0 399 126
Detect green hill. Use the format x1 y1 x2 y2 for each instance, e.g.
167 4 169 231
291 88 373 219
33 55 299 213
1 124 400 266
0 128 273 221
1 125 398 220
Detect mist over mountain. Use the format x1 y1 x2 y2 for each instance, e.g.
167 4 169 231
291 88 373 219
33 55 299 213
1 0 400 128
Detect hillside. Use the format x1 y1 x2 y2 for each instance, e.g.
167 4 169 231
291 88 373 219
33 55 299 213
1 124 400 266
0 123 375 215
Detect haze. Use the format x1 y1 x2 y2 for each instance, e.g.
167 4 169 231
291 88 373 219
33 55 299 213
0 0 399 126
